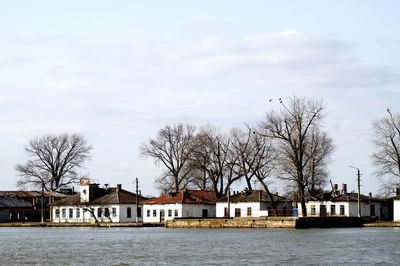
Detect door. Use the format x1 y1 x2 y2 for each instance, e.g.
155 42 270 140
320 205 327 217
202 209 208 218
159 210 165 222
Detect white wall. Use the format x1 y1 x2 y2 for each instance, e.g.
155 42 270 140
394 199 400 222
217 202 292 218
143 203 216 223
51 204 143 223
298 201 381 218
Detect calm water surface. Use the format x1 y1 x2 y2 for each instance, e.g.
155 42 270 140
0 227 399 265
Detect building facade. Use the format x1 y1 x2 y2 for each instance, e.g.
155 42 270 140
142 190 216 223
51 178 146 223
216 190 292 218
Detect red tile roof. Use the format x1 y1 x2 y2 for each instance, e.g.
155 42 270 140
144 190 216 205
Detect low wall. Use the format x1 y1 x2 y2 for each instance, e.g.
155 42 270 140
166 217 297 228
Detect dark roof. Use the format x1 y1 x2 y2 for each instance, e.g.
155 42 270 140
309 192 383 203
0 191 70 199
0 195 32 208
53 188 147 206
217 190 288 203
144 190 216 205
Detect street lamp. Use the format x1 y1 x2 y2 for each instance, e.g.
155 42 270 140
349 166 361 217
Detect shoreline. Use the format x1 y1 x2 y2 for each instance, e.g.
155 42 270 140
1 218 400 228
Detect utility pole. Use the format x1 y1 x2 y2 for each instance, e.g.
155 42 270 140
349 166 361 217
227 187 231 218
41 180 44 224
135 178 139 223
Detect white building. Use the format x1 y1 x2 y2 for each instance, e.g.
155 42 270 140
216 190 293 218
142 190 216 223
394 195 400 222
51 178 146 223
298 186 383 219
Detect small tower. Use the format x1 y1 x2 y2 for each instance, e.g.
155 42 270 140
80 177 95 203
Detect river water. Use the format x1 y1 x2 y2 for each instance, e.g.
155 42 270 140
0 227 399 265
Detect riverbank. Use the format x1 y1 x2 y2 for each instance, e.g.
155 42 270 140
2 218 400 228
0 222 164 227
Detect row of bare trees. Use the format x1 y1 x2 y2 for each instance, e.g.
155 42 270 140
13 96 400 216
141 96 335 216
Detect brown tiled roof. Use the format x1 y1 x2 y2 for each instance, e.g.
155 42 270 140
144 190 216 205
52 188 147 206
217 190 288 203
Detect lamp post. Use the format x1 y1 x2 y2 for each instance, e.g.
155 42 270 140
41 180 44 224
349 166 361 217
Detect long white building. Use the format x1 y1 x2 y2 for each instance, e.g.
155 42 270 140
51 178 146 223
142 190 216 223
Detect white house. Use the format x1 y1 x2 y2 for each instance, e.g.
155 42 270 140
142 190 216 223
393 193 400 222
51 178 146 223
216 190 293 218
298 184 383 219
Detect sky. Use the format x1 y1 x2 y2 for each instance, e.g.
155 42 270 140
0 1 399 196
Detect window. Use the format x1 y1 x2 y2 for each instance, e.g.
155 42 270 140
76 209 80 218
127 207 132 218
235 208 241 217
330 205 336 216
247 207 252 217
370 205 376 217
97 208 102 218
340 205 345 216
112 208 117 217
311 205 316 215
55 209 60 218
68 208 73 218
202 209 208 218
282 207 287 216
153 210 157 217
168 209 172 217
138 207 142 218
174 209 178 217
147 210 151 217
104 208 110 217
62 208 66 218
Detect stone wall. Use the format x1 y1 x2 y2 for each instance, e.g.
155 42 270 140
165 217 297 228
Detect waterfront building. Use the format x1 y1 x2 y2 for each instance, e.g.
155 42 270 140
0 195 33 222
298 184 385 219
51 178 146 223
216 190 292 218
393 189 400 222
142 190 216 223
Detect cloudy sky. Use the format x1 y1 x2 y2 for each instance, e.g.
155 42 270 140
1 1 399 196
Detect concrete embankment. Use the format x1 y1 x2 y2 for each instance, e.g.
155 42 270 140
166 217 297 228
0 222 164 228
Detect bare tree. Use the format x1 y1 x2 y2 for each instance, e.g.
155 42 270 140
140 124 197 192
188 127 241 199
258 96 334 216
16 133 92 191
372 108 400 196
231 128 279 214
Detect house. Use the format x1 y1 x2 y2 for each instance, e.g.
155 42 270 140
142 190 216 223
216 190 293 218
51 178 146 223
0 190 68 221
298 184 384 219
0 195 33 222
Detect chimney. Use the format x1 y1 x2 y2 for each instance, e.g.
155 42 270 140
342 184 347 194
334 184 338 191
397 187 400 196
117 184 122 191
258 191 262 201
